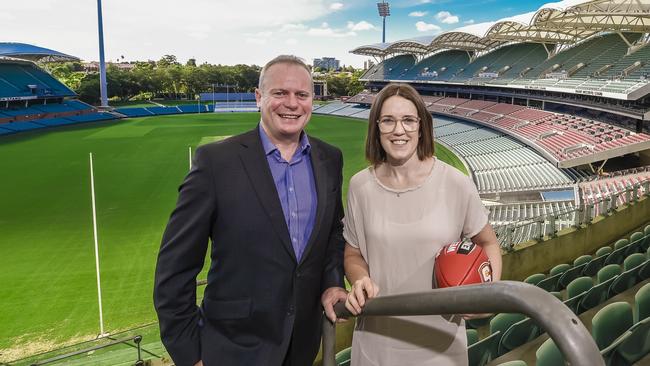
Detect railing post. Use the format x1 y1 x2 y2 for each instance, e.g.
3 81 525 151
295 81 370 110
605 196 612 214
626 188 632 204
506 226 513 250
643 180 649 197
546 214 556 238
585 203 593 224
611 193 619 211
633 184 639 201
537 219 544 241
575 206 583 227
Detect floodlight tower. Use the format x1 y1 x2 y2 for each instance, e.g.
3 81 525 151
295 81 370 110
96 0 108 107
377 1 390 43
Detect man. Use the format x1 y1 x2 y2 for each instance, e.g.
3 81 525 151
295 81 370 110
153 55 347 366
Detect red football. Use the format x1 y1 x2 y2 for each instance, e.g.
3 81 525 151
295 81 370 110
433 240 492 288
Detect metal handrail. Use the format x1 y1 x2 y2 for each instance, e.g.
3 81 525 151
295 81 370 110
30 335 143 366
322 281 604 366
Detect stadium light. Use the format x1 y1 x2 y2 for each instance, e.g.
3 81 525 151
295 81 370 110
96 0 108 108
377 1 390 43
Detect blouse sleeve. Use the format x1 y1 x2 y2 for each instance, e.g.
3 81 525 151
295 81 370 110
462 176 489 239
342 183 360 248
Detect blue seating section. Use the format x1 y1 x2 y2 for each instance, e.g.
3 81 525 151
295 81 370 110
199 92 255 102
0 126 14 135
35 118 81 127
0 62 75 98
177 104 209 113
1 121 47 132
145 106 182 115
115 107 154 117
65 112 115 123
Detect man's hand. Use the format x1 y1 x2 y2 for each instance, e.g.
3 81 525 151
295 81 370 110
321 286 348 323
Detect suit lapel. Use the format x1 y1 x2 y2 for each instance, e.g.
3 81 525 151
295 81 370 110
238 129 297 263
299 138 328 265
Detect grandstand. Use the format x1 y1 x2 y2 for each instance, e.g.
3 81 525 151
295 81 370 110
0 44 116 134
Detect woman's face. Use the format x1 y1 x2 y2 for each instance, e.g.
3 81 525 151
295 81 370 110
378 95 420 165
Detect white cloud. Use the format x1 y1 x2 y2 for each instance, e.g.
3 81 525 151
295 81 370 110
415 21 441 32
346 21 376 31
464 19 475 24
408 11 427 17
308 26 356 37
330 2 343 10
280 23 307 32
285 38 298 45
245 38 267 45
436 11 459 24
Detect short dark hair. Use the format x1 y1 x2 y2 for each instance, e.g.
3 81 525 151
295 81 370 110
365 83 435 165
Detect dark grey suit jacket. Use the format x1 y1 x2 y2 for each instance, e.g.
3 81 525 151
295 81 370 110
154 127 345 366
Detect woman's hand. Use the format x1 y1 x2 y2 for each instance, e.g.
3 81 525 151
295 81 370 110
345 276 380 315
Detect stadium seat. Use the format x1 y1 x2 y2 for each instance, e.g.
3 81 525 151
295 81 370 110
550 263 571 276
564 276 594 313
335 347 351 366
579 276 617 314
535 338 564 366
523 273 545 285
609 254 647 296
583 254 608 277
614 239 629 250
467 328 479 346
536 272 562 292
468 330 500 366
591 302 633 350
490 313 525 357
630 231 645 248
498 317 540 356
466 315 493 329
644 225 650 250
596 246 613 257
639 260 650 281
604 246 627 266
574 255 593 266
598 264 623 283
558 262 589 290
635 283 650 324
601 317 650 365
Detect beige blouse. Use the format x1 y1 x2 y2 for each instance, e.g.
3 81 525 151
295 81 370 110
343 159 488 366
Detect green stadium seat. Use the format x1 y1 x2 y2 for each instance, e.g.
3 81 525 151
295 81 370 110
639 261 650 281
614 239 629 250
624 253 647 271
591 302 633 350
644 225 650 250
550 263 571 276
634 282 650 324
467 328 479 346
523 273 545 285
490 313 525 357
609 254 647 296
564 276 594 313
558 262 589 290
537 272 563 292
630 231 645 247
536 338 565 366
597 264 622 283
601 317 650 365
466 315 494 329
579 276 617 313
498 317 540 356
574 254 593 266
596 246 613 257
335 347 351 366
583 254 608 277
468 331 500 366
605 246 627 266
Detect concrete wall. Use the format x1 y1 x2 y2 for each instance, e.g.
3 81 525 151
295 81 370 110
502 195 650 281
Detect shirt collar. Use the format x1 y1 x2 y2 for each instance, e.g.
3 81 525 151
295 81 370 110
258 123 311 157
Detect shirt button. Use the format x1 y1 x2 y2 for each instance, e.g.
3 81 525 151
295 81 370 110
291 212 296 217
289 187 294 192
292 237 297 242
287 305 295 315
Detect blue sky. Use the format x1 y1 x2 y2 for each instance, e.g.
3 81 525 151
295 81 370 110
3 0 561 67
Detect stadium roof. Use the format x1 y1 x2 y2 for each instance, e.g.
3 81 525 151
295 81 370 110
351 0 650 57
0 43 79 62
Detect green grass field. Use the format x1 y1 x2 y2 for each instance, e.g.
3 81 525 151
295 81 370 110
0 112 465 362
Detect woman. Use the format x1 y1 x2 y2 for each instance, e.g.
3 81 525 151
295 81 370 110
343 83 502 366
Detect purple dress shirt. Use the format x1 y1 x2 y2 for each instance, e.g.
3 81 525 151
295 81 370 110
259 125 317 261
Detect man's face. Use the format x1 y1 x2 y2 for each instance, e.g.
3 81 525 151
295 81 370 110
256 62 313 142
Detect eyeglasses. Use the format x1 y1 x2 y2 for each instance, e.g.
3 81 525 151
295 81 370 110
376 116 421 133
